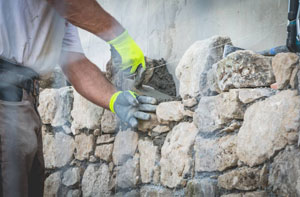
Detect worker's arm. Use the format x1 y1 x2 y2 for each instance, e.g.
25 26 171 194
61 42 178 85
60 51 116 109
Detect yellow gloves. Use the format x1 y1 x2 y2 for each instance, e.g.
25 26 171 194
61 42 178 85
108 31 146 74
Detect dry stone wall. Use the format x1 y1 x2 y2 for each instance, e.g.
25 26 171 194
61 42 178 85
39 36 300 197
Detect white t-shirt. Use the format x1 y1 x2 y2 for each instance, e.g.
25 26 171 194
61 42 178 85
0 0 83 75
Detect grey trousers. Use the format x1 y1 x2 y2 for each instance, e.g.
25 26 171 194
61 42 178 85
0 90 44 197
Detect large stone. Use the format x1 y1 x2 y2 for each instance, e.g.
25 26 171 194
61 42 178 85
82 164 111 197
62 167 81 187
74 133 94 161
185 178 219 197
176 36 232 99
44 172 61 197
211 50 274 92
43 132 75 169
116 155 140 189
160 122 199 188
272 53 299 89
95 144 114 162
38 87 73 127
195 135 238 172
218 167 267 191
138 114 159 132
101 110 118 133
138 139 159 183
237 90 300 167
156 101 185 123
113 130 138 165
140 185 174 197
269 146 300 196
193 90 244 133
71 90 104 133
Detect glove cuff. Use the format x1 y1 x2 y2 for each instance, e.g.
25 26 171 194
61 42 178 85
109 91 122 113
107 30 131 46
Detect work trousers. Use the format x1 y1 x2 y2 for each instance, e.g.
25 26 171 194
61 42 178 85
0 88 44 197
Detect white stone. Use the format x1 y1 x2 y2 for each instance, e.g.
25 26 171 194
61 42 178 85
156 101 185 123
182 98 198 107
152 125 170 133
160 122 199 188
237 90 300 167
43 132 75 169
44 172 61 197
101 110 118 133
96 135 115 144
95 144 114 162
74 134 94 161
237 88 273 104
71 90 104 133
62 167 81 187
176 36 231 99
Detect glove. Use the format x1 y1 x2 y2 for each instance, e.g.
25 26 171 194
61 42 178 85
108 30 146 74
109 91 157 128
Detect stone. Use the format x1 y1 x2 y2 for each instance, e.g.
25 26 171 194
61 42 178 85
185 178 219 197
82 164 111 197
290 65 299 89
44 172 61 197
138 139 159 183
96 135 115 144
43 132 75 169
74 134 94 161
237 88 274 104
112 130 138 165
138 114 159 132
66 190 81 197
195 135 238 172
183 98 198 108
221 121 242 133
218 167 267 191
156 101 185 123
95 144 114 162
39 67 67 89
160 122 199 188
269 146 300 196
71 90 104 133
101 110 118 133
115 190 139 197
237 90 300 167
62 167 81 187
140 185 174 197
93 129 101 136
193 90 244 133
116 154 140 189
89 155 97 162
221 191 267 197
176 36 232 99
38 87 73 126
272 53 299 89
211 50 275 93
152 125 170 133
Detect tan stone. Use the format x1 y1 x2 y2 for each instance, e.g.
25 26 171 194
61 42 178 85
237 88 273 104
152 125 170 133
156 101 185 123
138 114 159 132
74 134 94 161
96 135 115 144
101 110 118 133
95 144 114 162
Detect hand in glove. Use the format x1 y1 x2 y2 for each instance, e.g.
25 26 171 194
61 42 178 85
109 91 157 128
108 30 146 74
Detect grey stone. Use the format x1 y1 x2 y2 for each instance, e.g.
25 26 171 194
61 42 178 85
176 36 232 99
74 133 94 161
237 88 274 104
101 110 118 133
221 191 267 197
62 167 80 187
95 144 114 162
140 185 174 197
44 172 61 197
66 190 81 197
185 178 219 197
237 90 300 167
115 190 139 197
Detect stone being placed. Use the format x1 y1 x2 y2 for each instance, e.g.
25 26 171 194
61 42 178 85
272 53 299 89
211 50 274 93
218 167 267 191
38 87 73 127
138 139 159 183
112 130 138 165
74 133 94 161
269 146 300 196
71 90 104 134
82 164 111 197
62 167 81 187
160 122 199 188
43 132 75 169
193 90 244 133
44 171 61 197
101 110 118 133
185 178 219 197
195 135 238 172
95 144 114 162
237 90 300 167
156 101 190 123
176 36 232 99
138 113 159 132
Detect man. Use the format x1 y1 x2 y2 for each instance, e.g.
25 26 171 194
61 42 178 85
0 0 156 196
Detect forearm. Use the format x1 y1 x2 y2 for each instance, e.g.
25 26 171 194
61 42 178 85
47 0 124 41
60 51 116 109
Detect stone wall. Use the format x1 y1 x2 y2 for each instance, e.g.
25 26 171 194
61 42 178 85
39 36 300 197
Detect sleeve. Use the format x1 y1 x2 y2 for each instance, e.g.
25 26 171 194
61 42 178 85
61 22 84 53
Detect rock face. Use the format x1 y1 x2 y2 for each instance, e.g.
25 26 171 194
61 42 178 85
43 132 75 168
82 164 111 197
269 146 300 196
237 90 300 167
272 53 299 89
176 36 232 99
44 171 62 197
195 135 238 172
71 90 104 133
211 50 274 92
74 134 94 161
160 122 199 188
